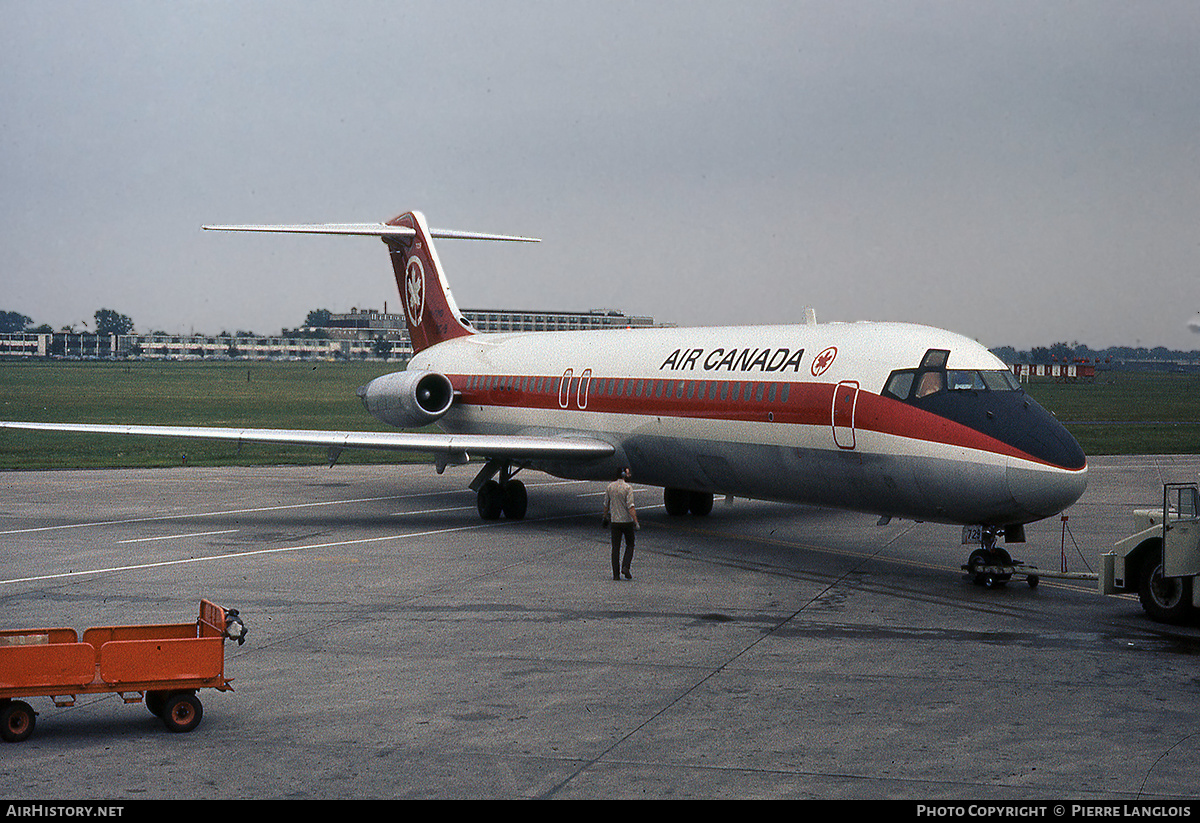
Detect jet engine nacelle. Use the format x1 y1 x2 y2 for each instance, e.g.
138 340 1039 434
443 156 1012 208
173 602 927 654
358 370 455 428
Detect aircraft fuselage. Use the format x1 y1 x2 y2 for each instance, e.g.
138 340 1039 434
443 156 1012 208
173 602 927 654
396 320 1087 527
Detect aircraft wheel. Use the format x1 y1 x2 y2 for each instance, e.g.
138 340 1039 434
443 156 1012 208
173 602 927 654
967 549 989 585
161 692 203 733
664 488 690 516
477 480 503 520
688 491 714 516
501 480 527 520
1138 560 1194 624
968 548 1012 588
1 700 36 743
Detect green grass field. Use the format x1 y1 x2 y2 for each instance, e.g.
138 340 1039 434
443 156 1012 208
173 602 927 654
1026 372 1200 455
1 361 1197 470
0 360 415 470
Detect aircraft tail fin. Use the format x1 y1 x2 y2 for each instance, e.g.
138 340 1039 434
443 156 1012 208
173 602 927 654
203 211 539 354
382 211 483 352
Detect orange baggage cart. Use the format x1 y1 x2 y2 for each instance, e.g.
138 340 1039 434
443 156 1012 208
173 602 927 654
0 600 246 742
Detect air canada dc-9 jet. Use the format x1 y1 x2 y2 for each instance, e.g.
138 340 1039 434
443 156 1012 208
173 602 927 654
3 211 1087 571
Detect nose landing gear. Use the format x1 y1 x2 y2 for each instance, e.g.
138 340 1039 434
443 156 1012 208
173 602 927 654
963 527 1041 589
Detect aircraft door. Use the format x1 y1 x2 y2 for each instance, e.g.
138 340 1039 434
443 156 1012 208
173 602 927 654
832 380 859 450
559 369 573 409
578 369 592 409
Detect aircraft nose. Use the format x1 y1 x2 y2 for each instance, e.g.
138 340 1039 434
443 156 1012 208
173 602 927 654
1006 459 1088 522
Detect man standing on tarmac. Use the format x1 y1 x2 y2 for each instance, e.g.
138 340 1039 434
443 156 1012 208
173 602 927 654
604 467 639 580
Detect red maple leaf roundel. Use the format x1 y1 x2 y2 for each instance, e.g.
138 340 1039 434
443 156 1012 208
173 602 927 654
811 346 837 377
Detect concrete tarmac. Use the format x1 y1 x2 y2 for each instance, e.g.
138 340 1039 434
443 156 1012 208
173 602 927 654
2 455 1199 800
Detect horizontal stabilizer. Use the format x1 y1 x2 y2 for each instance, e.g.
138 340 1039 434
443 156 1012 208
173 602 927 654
204 210 536 353
202 223 540 243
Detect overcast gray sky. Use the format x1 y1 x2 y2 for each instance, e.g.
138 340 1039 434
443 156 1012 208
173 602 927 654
3 1 1198 351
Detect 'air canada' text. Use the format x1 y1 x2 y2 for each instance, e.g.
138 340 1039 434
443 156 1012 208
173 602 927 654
659 347 806 373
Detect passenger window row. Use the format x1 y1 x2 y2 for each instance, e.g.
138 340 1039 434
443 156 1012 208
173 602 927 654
462 374 794 405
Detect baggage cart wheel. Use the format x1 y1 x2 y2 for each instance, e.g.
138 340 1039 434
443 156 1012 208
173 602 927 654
161 692 203 733
146 690 168 717
1 700 37 743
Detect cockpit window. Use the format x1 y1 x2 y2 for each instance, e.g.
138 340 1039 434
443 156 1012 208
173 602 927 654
884 371 914 401
920 349 950 369
884 366 1020 401
947 369 1020 392
915 371 944 398
981 370 1021 391
947 370 984 391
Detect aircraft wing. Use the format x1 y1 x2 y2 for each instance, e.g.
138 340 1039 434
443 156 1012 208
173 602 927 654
0 421 614 463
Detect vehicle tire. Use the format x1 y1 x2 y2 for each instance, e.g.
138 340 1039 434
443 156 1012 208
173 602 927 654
1138 559 1194 624
501 480 527 520
146 690 168 717
161 692 203 733
664 488 690 516
1 700 36 743
477 480 503 520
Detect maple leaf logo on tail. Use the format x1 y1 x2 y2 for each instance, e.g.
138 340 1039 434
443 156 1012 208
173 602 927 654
405 257 425 328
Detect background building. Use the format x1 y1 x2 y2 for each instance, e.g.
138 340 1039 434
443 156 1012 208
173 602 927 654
0 307 660 362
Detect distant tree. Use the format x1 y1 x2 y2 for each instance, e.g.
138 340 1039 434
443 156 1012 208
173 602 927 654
0 311 33 333
1048 342 1073 362
94 308 134 336
305 308 333 328
284 327 328 339
372 335 394 360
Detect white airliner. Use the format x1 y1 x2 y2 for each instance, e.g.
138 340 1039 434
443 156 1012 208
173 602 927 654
3 210 1087 568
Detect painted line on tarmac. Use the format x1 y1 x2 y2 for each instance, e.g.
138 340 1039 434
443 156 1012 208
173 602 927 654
391 506 476 516
0 491 465 537
1 510 588 586
0 480 594 537
118 528 240 544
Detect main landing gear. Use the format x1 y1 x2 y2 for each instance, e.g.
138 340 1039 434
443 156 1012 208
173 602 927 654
472 460 527 520
663 488 714 517
964 526 1040 589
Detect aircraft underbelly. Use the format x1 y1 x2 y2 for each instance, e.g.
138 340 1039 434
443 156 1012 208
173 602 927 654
443 406 1028 525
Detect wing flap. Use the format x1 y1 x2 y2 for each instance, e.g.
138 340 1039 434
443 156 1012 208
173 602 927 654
0 421 613 462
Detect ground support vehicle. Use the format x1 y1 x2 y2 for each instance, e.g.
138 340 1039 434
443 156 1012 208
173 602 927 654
1101 482 1200 624
0 600 246 742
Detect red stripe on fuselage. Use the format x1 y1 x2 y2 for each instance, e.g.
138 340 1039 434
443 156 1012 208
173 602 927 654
447 373 1066 469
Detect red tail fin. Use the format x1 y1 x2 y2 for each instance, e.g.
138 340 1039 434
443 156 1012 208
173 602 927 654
385 211 474 353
